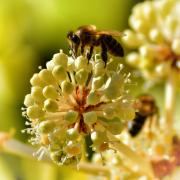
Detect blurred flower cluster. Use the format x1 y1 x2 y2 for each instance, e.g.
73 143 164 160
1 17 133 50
123 0 180 82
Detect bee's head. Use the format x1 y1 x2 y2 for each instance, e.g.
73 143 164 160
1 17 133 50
67 31 80 45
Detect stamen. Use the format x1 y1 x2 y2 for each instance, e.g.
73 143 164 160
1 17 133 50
70 72 76 85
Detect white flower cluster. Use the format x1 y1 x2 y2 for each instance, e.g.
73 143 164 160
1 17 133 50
123 0 180 81
22 50 135 165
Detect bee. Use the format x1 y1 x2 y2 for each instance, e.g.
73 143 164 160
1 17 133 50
67 25 124 65
128 94 159 137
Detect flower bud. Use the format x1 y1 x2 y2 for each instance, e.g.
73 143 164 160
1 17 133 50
92 153 103 164
107 74 124 88
43 85 59 99
129 16 148 33
39 121 55 134
83 111 97 125
27 105 44 119
157 0 175 17
139 45 156 59
103 106 115 119
140 57 153 69
95 142 109 152
142 2 155 20
64 141 81 156
106 119 124 135
61 81 74 95
65 110 78 123
46 60 55 71
50 151 63 163
30 73 46 87
164 15 177 40
75 69 88 85
94 123 105 132
105 86 120 100
39 69 55 84
67 57 75 71
118 106 135 121
24 94 34 107
149 28 163 43
104 74 124 100
53 50 68 68
52 65 67 82
49 128 67 144
61 156 78 165
75 56 88 70
123 29 145 48
91 131 107 145
126 52 140 67
172 39 180 55
94 60 105 76
155 63 171 77
91 131 108 152
92 76 104 90
112 154 122 166
31 86 45 103
132 3 144 18
66 128 79 140
44 99 58 112
86 91 100 105
99 117 124 135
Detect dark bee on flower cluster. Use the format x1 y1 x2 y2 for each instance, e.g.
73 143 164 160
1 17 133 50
67 25 124 65
128 94 159 137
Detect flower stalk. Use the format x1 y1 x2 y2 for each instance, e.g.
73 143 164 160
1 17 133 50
2 139 36 159
164 69 177 133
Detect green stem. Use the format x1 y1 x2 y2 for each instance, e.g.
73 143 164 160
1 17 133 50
1 138 110 178
2 139 51 163
107 131 154 178
78 162 110 178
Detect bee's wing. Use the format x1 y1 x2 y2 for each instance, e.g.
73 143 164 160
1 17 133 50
96 30 125 37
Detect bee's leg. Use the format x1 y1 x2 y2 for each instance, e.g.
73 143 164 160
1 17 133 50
81 44 85 55
101 42 108 66
74 43 79 57
87 46 94 60
71 44 76 59
67 42 75 59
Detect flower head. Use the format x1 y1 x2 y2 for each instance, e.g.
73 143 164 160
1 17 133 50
123 0 180 82
22 50 135 165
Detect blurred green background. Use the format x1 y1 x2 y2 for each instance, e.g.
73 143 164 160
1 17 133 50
1 0 167 179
